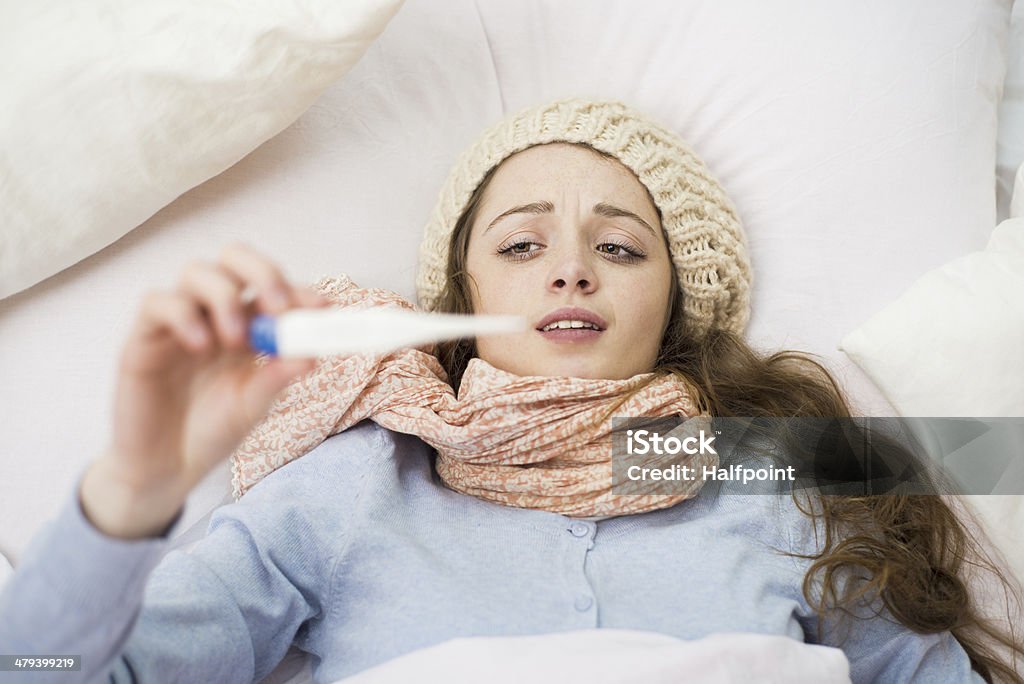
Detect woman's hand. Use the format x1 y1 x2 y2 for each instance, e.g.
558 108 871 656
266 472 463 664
80 243 330 539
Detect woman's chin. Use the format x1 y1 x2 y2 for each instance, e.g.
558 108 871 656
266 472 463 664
478 345 654 380
506 358 628 381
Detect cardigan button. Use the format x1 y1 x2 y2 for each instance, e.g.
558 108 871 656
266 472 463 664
574 594 594 612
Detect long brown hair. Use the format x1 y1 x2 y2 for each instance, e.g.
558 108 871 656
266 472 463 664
432 143 1024 682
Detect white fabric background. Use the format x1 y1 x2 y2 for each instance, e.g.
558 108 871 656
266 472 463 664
0 2 1017 683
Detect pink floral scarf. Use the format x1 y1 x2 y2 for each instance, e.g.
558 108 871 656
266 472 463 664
229 275 712 517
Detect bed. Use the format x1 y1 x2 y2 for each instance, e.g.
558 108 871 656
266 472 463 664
1 1 1022 682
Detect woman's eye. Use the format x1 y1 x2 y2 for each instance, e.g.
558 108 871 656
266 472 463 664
496 239 542 260
597 242 645 261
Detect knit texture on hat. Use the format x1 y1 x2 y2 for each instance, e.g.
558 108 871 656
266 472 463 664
416 98 751 339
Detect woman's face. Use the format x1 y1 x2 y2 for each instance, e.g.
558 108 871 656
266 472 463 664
464 143 675 380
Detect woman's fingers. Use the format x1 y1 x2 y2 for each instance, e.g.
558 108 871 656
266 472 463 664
178 261 248 351
218 242 298 314
155 244 328 359
135 291 213 354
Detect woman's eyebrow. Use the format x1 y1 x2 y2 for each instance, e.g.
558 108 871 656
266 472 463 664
592 202 657 237
485 201 554 234
485 200 656 236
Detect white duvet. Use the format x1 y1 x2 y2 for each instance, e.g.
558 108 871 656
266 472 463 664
331 630 851 684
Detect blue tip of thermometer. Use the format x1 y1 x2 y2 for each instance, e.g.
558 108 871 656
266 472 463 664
248 308 528 358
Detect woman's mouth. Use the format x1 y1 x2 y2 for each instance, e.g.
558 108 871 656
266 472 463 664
537 320 604 343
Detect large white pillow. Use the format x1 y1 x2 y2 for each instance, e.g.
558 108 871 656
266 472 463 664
475 0 1012 416
839 217 1024 417
0 0 404 301
839 214 1024 582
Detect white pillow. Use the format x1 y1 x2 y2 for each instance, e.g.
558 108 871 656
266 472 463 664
475 0 1012 416
839 217 1024 417
841 214 1024 586
0 0 404 301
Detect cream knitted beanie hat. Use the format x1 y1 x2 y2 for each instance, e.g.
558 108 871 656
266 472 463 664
416 98 752 339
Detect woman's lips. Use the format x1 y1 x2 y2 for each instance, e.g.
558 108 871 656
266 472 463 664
537 328 603 343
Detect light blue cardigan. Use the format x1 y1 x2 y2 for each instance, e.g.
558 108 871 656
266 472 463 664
0 421 983 683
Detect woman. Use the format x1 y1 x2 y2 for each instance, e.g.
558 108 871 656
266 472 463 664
1 99 1020 683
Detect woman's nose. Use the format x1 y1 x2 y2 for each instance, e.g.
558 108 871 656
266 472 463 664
547 246 597 294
